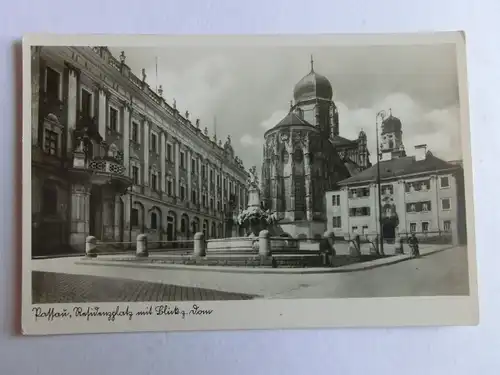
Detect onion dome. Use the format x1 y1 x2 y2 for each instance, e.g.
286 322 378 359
381 112 402 134
293 56 333 102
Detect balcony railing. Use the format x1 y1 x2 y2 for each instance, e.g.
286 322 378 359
88 159 126 175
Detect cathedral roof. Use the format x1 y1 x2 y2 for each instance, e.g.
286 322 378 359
265 111 316 134
330 135 357 147
338 152 458 185
381 114 402 134
293 57 333 102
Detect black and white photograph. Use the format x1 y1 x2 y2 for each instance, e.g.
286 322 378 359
22 33 478 335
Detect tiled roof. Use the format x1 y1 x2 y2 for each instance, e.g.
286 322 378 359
338 152 458 185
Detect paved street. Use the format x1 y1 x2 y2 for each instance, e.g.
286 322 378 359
32 271 256 303
31 246 470 301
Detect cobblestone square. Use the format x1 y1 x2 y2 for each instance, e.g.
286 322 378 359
32 271 257 304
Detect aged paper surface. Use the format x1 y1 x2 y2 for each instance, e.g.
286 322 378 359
22 32 478 335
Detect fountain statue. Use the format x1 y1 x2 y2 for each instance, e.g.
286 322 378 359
236 166 277 237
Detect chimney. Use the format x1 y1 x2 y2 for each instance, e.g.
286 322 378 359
414 144 427 161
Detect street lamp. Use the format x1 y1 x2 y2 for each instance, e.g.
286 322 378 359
375 110 387 256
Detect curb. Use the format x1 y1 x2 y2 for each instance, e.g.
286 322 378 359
74 245 457 275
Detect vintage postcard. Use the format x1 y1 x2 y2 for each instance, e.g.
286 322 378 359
21 32 478 335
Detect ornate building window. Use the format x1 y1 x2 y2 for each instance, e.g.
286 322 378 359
45 66 61 100
131 165 140 185
131 121 139 143
150 172 158 191
180 185 186 201
166 143 173 162
166 178 173 196
43 129 58 156
150 132 158 153
180 151 186 169
131 208 139 227
131 202 144 229
80 87 93 118
42 114 63 158
150 212 158 230
108 106 119 132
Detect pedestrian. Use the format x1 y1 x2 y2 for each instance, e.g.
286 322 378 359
408 233 420 257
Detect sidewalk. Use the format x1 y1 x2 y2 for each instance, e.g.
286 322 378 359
74 244 455 275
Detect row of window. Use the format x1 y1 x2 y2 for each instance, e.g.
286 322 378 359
130 209 223 237
349 222 437 234
406 198 451 213
45 67 241 192
343 177 452 202
333 221 452 233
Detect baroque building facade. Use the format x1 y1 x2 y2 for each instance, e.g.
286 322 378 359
260 58 371 238
31 46 249 256
326 113 467 244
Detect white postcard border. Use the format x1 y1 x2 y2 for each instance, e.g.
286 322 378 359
21 32 479 336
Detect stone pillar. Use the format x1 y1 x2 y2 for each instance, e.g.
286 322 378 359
114 195 122 241
69 183 91 250
174 140 180 197
66 66 78 155
124 192 132 243
136 234 148 257
31 47 41 147
101 188 115 241
160 132 166 192
259 230 271 257
85 236 97 258
193 232 206 257
143 119 150 186
98 88 107 138
122 104 130 174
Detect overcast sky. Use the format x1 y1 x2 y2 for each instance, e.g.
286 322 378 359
109 43 462 170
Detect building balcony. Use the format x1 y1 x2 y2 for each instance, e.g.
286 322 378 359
69 154 132 193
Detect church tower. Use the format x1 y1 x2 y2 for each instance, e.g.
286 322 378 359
292 56 339 138
380 110 406 161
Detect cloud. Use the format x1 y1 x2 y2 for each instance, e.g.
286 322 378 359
110 44 462 169
336 93 461 161
240 134 262 147
259 109 289 129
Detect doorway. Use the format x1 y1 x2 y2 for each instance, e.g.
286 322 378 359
382 222 396 244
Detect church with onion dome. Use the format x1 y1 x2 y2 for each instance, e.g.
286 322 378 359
260 57 371 238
